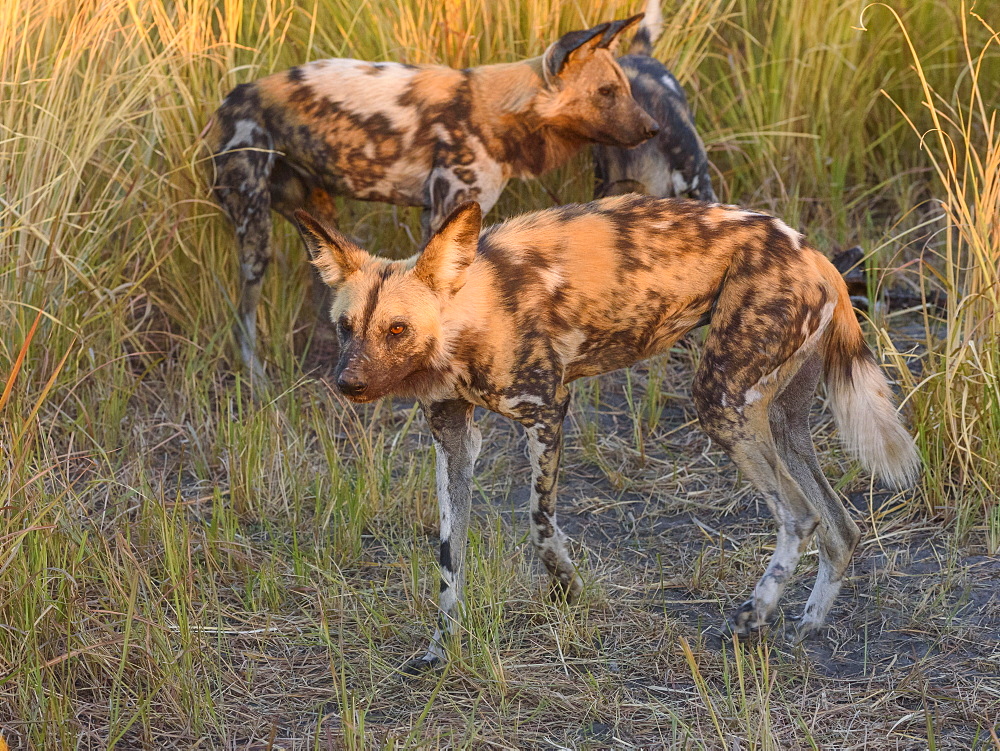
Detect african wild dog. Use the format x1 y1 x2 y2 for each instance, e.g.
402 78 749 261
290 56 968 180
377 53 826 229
593 0 717 201
204 16 659 377
294 194 920 673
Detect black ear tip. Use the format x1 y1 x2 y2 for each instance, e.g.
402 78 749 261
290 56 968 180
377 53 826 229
292 208 314 229
598 14 644 47
446 200 481 222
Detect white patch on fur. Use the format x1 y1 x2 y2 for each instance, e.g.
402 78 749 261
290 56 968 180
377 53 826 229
222 119 262 152
661 74 680 94
726 208 770 221
433 438 452 542
647 167 688 198
753 527 809 620
431 123 452 145
670 171 691 196
300 59 418 128
814 302 836 338
537 266 564 295
427 143 505 228
554 329 587 363
420 633 447 664
498 394 546 415
525 424 545 465
773 219 802 249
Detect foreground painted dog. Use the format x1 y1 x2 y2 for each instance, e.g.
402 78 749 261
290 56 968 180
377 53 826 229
294 195 920 672
593 0 717 201
205 16 659 376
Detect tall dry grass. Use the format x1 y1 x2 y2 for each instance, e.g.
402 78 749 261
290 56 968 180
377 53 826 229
1 0 998 746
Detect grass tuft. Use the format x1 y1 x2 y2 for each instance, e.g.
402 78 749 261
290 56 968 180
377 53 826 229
1 0 998 747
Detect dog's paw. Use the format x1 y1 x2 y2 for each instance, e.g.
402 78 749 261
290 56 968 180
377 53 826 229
727 598 764 637
399 653 443 679
784 617 823 646
548 573 584 605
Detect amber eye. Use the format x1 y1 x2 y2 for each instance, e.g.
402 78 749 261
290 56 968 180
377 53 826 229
388 323 406 336
597 84 616 98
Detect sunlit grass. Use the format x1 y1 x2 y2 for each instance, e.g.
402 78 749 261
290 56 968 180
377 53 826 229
1 0 998 747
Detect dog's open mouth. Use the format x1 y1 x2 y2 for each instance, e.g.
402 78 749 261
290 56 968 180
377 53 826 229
344 393 380 404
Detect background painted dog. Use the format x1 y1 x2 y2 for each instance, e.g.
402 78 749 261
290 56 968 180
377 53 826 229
294 194 920 673
593 0 717 201
205 16 659 377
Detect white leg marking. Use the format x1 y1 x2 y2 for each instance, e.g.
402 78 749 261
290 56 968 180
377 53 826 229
433 437 453 543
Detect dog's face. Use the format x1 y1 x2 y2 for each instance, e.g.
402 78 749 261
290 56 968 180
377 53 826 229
295 204 483 403
539 16 659 148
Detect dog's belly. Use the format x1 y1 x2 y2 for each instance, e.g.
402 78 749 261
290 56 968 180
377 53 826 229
279 139 432 207
560 314 704 382
335 163 430 206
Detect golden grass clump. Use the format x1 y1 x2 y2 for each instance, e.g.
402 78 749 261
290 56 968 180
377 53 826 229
1 0 999 747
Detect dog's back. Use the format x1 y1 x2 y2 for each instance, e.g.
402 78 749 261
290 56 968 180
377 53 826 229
206 60 458 206
469 195 815 382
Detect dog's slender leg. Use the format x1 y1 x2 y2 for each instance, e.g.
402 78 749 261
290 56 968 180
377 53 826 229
213 142 275 382
769 354 861 639
519 392 583 601
721 428 820 634
693 367 820 635
406 399 480 674
233 208 272 383
298 192 340 336
419 208 433 243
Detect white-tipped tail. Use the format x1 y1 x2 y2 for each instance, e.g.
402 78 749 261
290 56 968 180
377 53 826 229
642 0 664 46
826 356 921 488
628 0 664 56
820 258 920 488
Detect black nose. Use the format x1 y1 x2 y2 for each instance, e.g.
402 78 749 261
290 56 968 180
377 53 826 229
337 375 367 396
645 123 660 138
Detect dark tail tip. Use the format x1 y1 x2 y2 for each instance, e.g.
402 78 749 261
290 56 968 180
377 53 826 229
628 27 653 57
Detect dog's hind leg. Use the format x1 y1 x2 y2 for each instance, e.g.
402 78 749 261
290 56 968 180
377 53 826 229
768 353 861 639
406 399 481 674
211 106 275 380
693 354 822 635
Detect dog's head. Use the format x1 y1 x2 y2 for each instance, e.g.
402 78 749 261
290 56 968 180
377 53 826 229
538 16 659 148
295 204 483 403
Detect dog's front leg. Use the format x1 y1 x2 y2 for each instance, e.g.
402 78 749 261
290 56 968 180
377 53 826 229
520 394 584 602
405 399 481 674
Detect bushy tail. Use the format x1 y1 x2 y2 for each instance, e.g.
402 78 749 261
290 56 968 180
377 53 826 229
819 257 921 488
628 0 664 56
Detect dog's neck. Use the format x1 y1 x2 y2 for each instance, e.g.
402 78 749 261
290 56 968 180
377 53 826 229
468 59 587 179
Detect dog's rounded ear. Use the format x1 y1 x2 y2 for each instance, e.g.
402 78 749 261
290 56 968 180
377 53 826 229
542 22 610 85
293 209 370 286
414 201 482 294
596 14 644 54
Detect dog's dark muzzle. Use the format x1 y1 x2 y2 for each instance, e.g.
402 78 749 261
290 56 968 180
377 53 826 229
337 372 368 398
